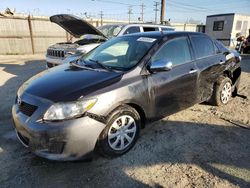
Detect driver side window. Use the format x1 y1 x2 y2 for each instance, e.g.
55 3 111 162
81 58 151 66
152 37 192 66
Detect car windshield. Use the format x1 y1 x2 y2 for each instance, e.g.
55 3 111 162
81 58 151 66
98 25 124 38
78 35 159 71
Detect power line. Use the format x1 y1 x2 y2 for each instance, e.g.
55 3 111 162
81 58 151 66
92 0 139 7
168 0 214 11
153 1 160 24
167 2 214 13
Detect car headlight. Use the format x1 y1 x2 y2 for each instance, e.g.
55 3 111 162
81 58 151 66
43 99 97 121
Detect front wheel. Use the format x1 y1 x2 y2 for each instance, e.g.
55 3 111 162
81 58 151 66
210 77 232 106
97 105 141 157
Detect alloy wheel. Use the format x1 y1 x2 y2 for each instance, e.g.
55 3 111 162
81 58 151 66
221 82 232 104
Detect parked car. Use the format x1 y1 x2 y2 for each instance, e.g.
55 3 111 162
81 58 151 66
13 31 241 161
46 14 174 68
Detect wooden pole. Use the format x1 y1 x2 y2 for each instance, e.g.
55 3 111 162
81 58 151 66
160 0 166 24
66 32 69 42
27 15 35 54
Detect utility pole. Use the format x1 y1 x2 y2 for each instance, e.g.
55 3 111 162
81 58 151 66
140 3 145 22
153 1 160 24
99 11 104 26
160 0 165 24
128 6 132 23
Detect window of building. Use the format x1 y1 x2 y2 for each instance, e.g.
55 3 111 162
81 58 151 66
235 21 242 30
190 35 215 59
152 37 191 66
213 21 224 31
242 21 248 35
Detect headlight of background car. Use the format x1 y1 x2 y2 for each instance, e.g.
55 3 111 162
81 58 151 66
43 99 97 121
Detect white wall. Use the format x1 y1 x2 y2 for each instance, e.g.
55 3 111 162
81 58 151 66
171 23 197 32
231 14 250 46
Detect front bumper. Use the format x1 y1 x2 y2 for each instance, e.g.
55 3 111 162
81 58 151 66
12 95 106 161
45 56 65 68
46 55 65 65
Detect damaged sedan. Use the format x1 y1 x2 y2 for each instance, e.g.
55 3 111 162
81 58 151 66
12 31 241 161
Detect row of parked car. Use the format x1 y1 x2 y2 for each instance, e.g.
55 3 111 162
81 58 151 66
12 14 242 161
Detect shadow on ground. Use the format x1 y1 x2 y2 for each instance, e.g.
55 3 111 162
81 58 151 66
241 55 250 73
0 59 45 120
0 57 249 187
1 120 250 187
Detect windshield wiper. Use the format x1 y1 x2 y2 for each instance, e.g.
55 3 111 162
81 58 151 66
70 59 95 71
88 59 113 72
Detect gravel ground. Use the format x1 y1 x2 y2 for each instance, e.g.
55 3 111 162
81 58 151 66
0 54 249 188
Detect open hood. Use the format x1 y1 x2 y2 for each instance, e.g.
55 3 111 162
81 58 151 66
50 14 107 39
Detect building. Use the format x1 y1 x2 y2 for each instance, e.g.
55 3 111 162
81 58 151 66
171 22 197 32
205 13 250 46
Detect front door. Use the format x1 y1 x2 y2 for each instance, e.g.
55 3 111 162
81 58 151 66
147 36 198 118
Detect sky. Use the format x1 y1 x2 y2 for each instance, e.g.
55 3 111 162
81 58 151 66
0 0 249 23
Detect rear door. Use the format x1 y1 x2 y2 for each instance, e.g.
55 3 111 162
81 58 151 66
147 35 198 118
189 34 226 102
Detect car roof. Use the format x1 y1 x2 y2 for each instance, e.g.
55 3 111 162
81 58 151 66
126 23 173 27
118 31 207 38
99 23 174 28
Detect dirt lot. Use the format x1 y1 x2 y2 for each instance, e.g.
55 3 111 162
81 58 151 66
0 54 249 188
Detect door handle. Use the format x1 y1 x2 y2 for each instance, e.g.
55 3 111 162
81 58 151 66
189 69 198 74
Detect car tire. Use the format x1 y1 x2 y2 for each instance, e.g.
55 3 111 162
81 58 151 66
210 76 232 106
97 105 141 157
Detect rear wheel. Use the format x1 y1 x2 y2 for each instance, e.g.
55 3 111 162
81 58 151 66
98 105 141 157
210 77 232 106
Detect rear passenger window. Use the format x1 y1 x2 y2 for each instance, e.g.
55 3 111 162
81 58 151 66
124 27 140 35
214 40 228 54
152 37 191 66
214 42 221 54
143 27 159 32
191 36 215 58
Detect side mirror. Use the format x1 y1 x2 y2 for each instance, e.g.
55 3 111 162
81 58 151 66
149 60 173 73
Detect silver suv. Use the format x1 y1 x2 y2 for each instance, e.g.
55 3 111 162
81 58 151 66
46 14 174 68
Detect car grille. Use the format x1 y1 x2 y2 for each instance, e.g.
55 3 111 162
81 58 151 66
47 49 65 58
18 101 38 117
